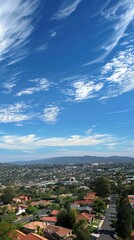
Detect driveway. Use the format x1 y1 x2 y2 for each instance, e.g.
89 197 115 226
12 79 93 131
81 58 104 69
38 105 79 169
98 195 117 240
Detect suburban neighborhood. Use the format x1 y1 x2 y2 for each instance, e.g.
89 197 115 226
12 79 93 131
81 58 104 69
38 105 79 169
0 161 134 239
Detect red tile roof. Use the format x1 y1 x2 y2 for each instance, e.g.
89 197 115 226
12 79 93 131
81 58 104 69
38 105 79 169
131 231 134 240
44 225 72 237
40 216 57 223
16 231 48 240
16 230 26 240
78 213 94 222
74 200 93 205
25 233 48 240
51 210 60 216
24 221 47 230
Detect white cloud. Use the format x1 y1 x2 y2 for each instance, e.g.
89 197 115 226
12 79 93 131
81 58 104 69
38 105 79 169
101 46 134 96
65 76 103 101
42 106 60 124
101 0 134 55
0 132 117 151
2 81 16 94
51 32 57 38
73 81 103 101
52 0 82 20
0 103 31 123
0 0 39 63
35 43 48 52
84 0 134 66
16 78 51 96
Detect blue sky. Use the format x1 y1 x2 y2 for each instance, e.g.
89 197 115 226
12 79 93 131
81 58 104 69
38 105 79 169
0 0 134 162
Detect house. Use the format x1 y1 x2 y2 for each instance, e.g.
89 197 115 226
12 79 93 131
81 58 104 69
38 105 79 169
16 204 27 216
77 212 95 223
73 200 94 206
40 216 57 225
44 225 73 240
29 200 51 207
51 210 60 216
128 195 134 208
83 192 97 201
16 230 48 240
23 221 48 233
71 203 80 209
14 195 31 203
131 231 134 240
16 230 26 240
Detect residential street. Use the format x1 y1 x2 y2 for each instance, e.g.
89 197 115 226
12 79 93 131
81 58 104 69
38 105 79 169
13 208 49 224
98 195 117 240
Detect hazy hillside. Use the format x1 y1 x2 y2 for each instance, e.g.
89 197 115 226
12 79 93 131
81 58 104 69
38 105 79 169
11 155 134 165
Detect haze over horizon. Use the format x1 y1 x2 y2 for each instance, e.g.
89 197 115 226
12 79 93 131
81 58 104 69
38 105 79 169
0 0 134 162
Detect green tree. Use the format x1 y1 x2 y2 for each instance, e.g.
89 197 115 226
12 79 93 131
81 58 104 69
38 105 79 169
26 206 37 214
93 177 111 198
93 199 106 213
0 221 16 240
116 196 132 240
75 220 90 240
0 187 15 204
57 208 77 229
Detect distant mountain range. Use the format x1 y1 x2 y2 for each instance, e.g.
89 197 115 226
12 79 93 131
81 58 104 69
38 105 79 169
11 155 134 165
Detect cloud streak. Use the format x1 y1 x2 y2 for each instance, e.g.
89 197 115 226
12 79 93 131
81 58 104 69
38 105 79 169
16 78 51 96
0 0 39 64
0 132 117 150
84 0 134 65
52 0 82 20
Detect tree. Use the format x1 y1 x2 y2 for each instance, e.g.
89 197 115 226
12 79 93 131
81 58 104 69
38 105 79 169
93 177 111 198
0 187 15 204
57 208 77 229
116 196 132 240
75 220 90 240
93 199 106 213
0 221 16 240
26 206 37 214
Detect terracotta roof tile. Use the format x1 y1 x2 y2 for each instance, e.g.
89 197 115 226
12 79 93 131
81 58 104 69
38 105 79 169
44 225 72 237
40 216 57 223
51 210 60 216
24 221 47 230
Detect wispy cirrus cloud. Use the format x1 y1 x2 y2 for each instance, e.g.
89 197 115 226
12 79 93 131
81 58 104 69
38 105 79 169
16 78 51 96
0 132 117 151
2 71 22 94
2 81 16 94
35 43 48 52
0 102 31 123
100 46 134 98
52 0 82 20
102 0 134 54
64 75 103 101
84 0 134 66
0 0 39 64
42 106 60 124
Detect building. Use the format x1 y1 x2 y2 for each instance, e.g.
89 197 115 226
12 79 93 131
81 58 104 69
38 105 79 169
40 216 57 225
77 212 95 223
44 225 73 240
128 195 134 208
13 196 31 203
23 221 48 234
16 230 48 240
51 210 60 216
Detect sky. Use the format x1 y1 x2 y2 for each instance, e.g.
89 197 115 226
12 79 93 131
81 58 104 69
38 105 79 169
0 0 134 162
